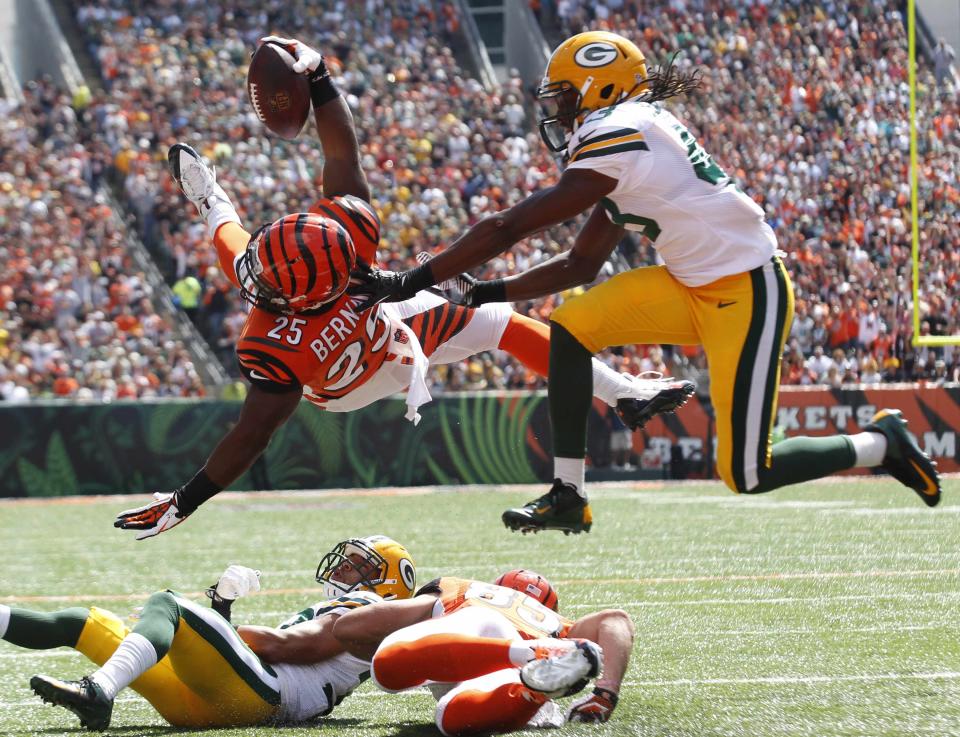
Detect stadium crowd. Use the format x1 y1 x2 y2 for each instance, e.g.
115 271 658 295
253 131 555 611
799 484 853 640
2 0 957 401
546 0 960 387
0 80 206 401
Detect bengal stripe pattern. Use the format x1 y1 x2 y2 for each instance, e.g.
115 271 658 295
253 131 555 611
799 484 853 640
310 195 381 263
254 212 356 309
236 346 301 391
403 302 472 357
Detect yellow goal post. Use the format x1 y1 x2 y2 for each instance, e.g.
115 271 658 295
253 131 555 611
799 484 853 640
909 0 960 347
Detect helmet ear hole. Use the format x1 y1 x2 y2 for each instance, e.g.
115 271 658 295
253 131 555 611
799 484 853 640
599 83 616 99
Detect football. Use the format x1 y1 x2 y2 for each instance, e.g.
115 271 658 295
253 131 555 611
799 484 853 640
246 41 311 140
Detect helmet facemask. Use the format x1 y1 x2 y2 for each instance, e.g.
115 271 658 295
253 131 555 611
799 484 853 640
536 80 584 152
316 539 388 599
237 224 295 315
236 213 356 315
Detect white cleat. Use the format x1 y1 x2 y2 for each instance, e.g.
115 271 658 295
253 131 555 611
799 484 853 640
519 638 602 699
167 143 231 218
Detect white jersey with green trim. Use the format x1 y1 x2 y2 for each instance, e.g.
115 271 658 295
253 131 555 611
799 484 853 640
272 591 381 723
565 98 776 286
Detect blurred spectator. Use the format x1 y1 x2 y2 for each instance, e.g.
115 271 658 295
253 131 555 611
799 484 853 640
933 37 957 89
0 79 205 400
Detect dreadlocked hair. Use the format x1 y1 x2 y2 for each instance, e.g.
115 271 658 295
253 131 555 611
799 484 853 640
640 52 703 104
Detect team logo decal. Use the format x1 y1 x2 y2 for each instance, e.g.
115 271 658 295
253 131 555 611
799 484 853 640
399 558 416 589
270 91 291 112
574 42 619 68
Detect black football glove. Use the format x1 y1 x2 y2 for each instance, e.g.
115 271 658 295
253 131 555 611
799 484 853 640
435 273 506 307
348 260 435 311
414 253 506 308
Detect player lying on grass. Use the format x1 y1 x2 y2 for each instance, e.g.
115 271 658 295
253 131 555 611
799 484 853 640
351 31 942 535
113 34 693 541
0 535 415 730
331 569 633 733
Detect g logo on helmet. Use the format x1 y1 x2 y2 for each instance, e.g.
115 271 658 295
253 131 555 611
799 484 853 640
399 558 416 590
574 42 619 68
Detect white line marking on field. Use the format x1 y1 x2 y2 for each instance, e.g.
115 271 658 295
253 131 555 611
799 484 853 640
560 568 960 586
641 624 954 636
625 671 960 688
828 506 960 516
565 590 960 610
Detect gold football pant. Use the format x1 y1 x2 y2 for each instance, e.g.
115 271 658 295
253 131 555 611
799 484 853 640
75 596 280 727
552 258 795 492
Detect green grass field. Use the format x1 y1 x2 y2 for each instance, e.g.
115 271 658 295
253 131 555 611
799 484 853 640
1 478 958 736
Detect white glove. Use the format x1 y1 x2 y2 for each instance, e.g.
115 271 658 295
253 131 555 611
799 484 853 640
114 492 189 541
259 36 325 75
215 565 262 601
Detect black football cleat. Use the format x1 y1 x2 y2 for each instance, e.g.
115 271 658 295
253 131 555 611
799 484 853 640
864 409 941 507
616 376 696 431
503 480 592 534
31 674 113 731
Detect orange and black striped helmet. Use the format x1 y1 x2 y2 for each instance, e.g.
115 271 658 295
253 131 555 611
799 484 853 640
237 212 356 314
494 568 559 611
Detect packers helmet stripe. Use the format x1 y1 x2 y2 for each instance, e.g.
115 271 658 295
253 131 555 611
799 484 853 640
570 133 647 162
570 127 641 156
293 213 318 297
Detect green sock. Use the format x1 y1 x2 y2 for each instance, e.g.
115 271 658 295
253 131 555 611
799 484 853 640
750 436 856 493
129 592 180 660
548 322 594 459
2 607 89 649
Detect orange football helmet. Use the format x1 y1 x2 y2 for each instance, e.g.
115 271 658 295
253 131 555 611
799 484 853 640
494 569 559 611
237 212 356 314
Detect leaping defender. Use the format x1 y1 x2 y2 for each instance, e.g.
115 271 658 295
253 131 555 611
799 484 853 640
351 31 942 534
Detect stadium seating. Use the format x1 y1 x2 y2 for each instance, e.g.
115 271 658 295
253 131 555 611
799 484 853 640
0 80 206 400
4 0 954 402
544 0 959 384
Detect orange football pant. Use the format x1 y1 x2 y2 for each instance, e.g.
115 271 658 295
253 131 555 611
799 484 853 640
496 313 550 377
373 634 516 690
438 679 546 736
